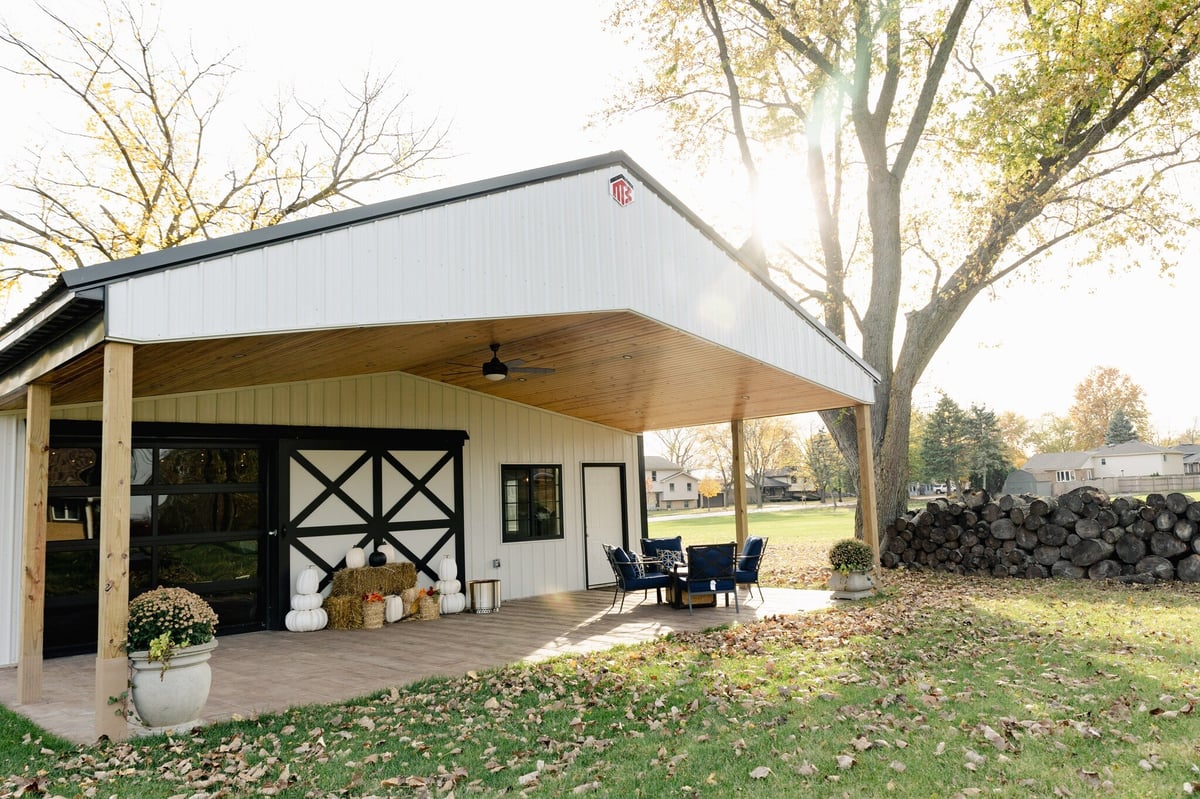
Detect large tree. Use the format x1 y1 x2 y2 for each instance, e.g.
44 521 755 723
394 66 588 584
741 417 800 507
652 426 706 470
997 410 1031 469
0 2 445 292
695 423 734 488
802 429 842 502
920 395 968 488
907 408 927 486
1026 413 1078 455
610 0 1200 535
1069 366 1150 448
964 404 1010 493
1163 425 1200 446
1104 408 1138 445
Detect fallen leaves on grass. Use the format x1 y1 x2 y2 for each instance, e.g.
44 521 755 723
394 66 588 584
4 567 1200 798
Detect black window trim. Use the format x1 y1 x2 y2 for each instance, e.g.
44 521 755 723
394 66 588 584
500 463 565 543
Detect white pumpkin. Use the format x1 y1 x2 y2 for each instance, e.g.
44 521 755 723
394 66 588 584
285 607 327 632
291 592 323 611
384 594 406 623
437 555 458 581
440 592 467 615
378 543 398 563
295 565 321 595
435 579 462 595
345 547 367 569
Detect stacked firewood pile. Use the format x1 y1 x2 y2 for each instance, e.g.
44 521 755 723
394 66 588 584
882 486 1200 583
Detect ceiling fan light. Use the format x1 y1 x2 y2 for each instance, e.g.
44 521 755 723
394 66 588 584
482 358 508 381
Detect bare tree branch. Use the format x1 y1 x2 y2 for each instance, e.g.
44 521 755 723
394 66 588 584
0 2 449 287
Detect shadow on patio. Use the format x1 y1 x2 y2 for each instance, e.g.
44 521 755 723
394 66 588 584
0 586 833 746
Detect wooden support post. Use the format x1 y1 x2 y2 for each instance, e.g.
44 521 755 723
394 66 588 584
855 403 881 571
18 384 51 703
731 419 748 551
95 342 133 741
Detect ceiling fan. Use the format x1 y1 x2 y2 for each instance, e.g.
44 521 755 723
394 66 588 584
464 343 556 382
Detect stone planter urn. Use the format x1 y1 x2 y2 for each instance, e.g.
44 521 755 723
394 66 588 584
128 639 218 731
828 570 876 600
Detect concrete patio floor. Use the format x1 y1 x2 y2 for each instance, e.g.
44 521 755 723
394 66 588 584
0 586 834 746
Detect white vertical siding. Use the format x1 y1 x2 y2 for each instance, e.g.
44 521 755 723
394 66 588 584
0 415 25 666
50 372 639 601
104 167 874 402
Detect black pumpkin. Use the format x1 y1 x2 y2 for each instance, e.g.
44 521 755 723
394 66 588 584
368 550 387 567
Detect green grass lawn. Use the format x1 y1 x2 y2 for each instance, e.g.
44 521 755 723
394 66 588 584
4 500 1198 796
4 571 1198 797
649 506 855 548
8 499 1194 797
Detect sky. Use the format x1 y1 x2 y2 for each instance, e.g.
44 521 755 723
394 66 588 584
1 0 1196 440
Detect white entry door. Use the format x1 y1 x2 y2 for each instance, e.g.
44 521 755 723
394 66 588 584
582 463 628 588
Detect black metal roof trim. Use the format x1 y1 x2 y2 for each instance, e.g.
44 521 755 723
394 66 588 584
0 278 69 338
0 295 103 376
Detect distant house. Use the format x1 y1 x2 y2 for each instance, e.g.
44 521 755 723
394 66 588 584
757 469 794 502
1019 440 1191 495
1179 444 1200 475
759 468 820 501
1021 451 1096 486
1091 440 1186 477
644 455 701 510
724 469 817 504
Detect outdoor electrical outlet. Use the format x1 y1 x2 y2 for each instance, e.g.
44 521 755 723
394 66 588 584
492 559 501 568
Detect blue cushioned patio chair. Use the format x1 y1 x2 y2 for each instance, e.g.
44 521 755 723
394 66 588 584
676 542 739 615
735 536 768 600
639 535 684 574
602 544 671 612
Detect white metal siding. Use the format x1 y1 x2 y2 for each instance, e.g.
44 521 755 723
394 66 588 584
104 168 874 403
0 415 25 666
51 372 638 601
1092 452 1185 479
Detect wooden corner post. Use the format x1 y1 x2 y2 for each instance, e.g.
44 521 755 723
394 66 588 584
731 419 748 551
18 383 51 703
96 342 134 741
854 403 881 570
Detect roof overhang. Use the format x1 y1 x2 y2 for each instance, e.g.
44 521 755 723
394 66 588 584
0 311 863 431
0 153 879 431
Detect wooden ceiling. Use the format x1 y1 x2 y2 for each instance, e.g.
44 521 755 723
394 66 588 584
5 311 859 431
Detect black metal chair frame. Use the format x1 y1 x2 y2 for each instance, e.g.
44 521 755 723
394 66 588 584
676 542 740 615
602 544 669 613
736 536 769 601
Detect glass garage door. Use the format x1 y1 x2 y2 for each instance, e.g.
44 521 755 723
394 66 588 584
44 436 267 656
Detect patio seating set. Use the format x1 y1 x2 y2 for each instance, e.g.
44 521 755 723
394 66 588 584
602 535 767 614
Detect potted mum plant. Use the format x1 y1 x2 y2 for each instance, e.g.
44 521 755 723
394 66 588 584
127 586 219 731
827 538 877 600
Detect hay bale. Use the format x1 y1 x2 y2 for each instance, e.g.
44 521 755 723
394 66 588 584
324 595 362 630
331 562 417 597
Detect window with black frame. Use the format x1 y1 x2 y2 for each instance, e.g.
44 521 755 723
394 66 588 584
500 465 563 542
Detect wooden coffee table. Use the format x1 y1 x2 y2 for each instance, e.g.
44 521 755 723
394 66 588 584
667 567 717 609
